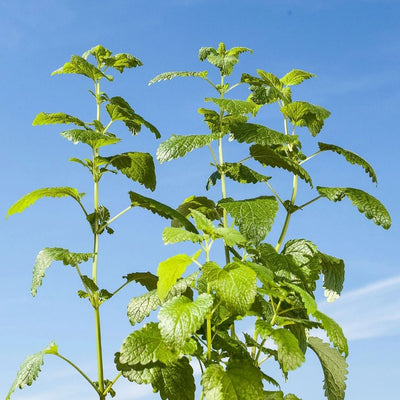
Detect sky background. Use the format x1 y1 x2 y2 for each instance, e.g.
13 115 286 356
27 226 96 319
0 0 399 399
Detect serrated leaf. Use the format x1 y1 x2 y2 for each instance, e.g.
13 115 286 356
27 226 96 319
201 359 264 400
190 209 216 235
230 122 299 147
173 196 221 226
214 227 247 247
106 96 160 137
100 152 156 191
281 101 330 136
157 134 215 163
127 290 162 325
6 187 83 218
313 311 348 356
119 322 179 365
250 145 313 187
219 196 279 244
32 112 86 127
319 252 345 302
205 98 259 116
220 163 271 185
157 252 200 301
52 55 110 81
6 342 57 400
103 53 143 72
280 69 316 86
316 187 391 229
128 191 198 233
283 282 317 315
318 142 377 184
149 70 208 85
307 337 348 400
31 248 93 296
162 227 203 244
158 293 213 348
257 323 305 372
203 261 257 315
257 70 283 90
61 128 121 147
124 272 158 291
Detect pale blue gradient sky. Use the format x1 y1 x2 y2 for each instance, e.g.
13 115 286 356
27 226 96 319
1 1 399 399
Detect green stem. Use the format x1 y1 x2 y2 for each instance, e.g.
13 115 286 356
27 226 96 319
265 181 285 207
104 205 134 229
296 195 323 211
55 353 99 394
103 372 122 396
254 338 266 363
300 150 323 165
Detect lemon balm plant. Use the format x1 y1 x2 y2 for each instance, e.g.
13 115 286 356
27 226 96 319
6 43 391 400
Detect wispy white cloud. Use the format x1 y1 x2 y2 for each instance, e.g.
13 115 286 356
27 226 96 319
317 275 400 340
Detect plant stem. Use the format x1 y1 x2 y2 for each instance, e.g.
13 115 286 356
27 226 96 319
103 373 122 396
55 353 100 394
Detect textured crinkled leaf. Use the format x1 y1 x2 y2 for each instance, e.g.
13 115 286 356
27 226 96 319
280 101 330 136
250 145 313 187
202 360 264 400
319 252 345 302
103 53 143 72
318 142 377 184
33 112 86 127
316 187 391 229
124 272 158 291
163 227 203 244
313 311 348 356
158 294 213 348
307 337 348 400
280 69 316 86
257 70 283 90
61 128 121 147
230 122 299 147
283 282 317 315
128 191 198 233
31 247 93 296
190 209 216 235
203 261 257 315
149 70 208 85
172 196 221 227
220 163 271 185
101 152 156 190
82 45 112 62
205 97 259 116
157 134 215 163
52 55 110 81
6 342 56 400
219 196 279 244
214 227 247 247
127 290 162 325
119 322 178 365
7 187 83 218
157 252 198 301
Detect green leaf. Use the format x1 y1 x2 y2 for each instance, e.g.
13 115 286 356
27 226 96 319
316 187 391 229
119 322 179 365
256 323 305 372
313 311 348 357
100 152 156 191
280 69 316 86
156 134 215 163
250 145 313 187
149 70 208 85
31 247 93 296
190 209 216 234
203 261 257 315
128 191 198 233
61 128 121 147
82 45 112 62
318 142 377 184
6 342 57 400
124 272 158 291
201 359 264 400
219 196 279 244
214 227 247 247
220 163 271 185
173 196 221 226
230 122 300 147
158 293 213 348
280 101 330 136
205 98 259 116
103 53 143 72
257 70 283 90
162 227 203 244
32 112 86 127
106 96 160 137
307 337 348 400
52 55 111 81
319 252 345 302
157 252 200 301
6 187 83 218
283 282 317 315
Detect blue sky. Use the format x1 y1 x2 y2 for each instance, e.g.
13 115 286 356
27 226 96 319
0 0 399 399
